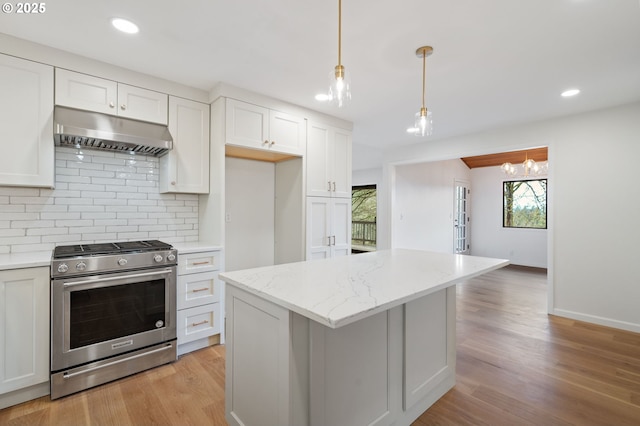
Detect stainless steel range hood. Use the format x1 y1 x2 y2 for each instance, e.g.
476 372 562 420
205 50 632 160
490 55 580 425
53 106 173 157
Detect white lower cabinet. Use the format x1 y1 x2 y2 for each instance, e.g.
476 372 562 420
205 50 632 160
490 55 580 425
306 197 351 260
225 285 456 426
0 267 50 409
176 249 223 355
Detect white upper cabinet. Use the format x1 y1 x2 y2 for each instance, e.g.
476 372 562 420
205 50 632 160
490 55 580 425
225 98 305 156
306 121 352 198
160 96 210 194
55 69 168 124
0 54 54 188
117 83 168 124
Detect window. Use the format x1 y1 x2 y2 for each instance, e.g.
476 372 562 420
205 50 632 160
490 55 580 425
503 179 547 229
352 185 377 252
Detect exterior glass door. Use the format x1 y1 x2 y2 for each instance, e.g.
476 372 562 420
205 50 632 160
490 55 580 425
454 180 470 254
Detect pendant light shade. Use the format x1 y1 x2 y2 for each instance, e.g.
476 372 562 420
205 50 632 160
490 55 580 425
327 0 351 107
414 46 433 137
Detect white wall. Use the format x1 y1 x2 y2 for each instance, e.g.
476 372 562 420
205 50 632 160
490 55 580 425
392 159 471 253
225 157 275 272
470 166 547 268
373 101 640 333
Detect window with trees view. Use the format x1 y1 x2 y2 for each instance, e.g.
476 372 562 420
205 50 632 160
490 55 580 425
352 185 377 251
503 179 547 229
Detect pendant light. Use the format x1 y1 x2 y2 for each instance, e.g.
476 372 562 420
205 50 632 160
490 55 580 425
327 0 351 107
414 46 433 137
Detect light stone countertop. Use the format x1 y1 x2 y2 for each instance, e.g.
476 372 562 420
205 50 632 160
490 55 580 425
171 242 223 255
0 242 222 272
0 251 52 271
220 249 509 329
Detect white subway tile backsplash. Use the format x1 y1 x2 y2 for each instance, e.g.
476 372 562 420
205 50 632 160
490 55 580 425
117 232 150 240
11 243 56 253
0 147 199 253
0 187 39 196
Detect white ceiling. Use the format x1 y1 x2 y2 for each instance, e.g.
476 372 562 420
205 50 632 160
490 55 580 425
1 0 639 153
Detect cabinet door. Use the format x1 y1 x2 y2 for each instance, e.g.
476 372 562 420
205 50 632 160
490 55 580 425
306 197 332 260
269 110 305 156
331 197 352 257
0 267 49 394
160 97 210 194
331 127 352 198
117 84 168 124
0 54 54 188
55 68 118 114
306 122 332 197
225 98 269 150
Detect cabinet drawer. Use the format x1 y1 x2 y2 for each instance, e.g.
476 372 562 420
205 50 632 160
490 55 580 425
177 271 220 310
177 303 221 344
178 251 221 275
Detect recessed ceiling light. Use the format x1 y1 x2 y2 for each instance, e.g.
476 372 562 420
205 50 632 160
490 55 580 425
111 18 139 34
561 89 580 97
315 93 330 102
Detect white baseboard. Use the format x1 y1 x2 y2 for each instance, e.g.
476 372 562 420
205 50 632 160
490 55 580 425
0 382 49 410
552 308 640 333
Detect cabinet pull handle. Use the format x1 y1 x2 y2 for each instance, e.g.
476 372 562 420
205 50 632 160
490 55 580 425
192 261 210 266
270 140 275 147
109 101 115 108
191 320 209 327
120 104 126 110
332 181 336 192
192 287 209 293
263 140 270 146
332 235 336 246
328 181 332 191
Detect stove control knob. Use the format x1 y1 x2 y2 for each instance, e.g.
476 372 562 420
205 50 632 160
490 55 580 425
167 253 176 262
153 254 163 263
76 262 87 271
57 263 69 273
118 258 128 266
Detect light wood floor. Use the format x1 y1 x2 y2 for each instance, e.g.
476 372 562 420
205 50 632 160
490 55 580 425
2 265 639 425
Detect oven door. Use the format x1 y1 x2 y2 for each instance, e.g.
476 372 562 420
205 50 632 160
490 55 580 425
51 267 176 372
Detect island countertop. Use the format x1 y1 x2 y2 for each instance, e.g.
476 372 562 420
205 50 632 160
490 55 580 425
219 249 509 329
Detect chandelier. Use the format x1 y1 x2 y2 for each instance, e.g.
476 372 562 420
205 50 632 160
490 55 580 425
327 0 351 107
501 155 548 177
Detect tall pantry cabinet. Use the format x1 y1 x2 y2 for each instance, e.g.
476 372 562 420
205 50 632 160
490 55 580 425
306 121 353 260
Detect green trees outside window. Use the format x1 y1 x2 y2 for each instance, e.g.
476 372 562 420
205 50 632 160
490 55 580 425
503 179 547 229
352 185 377 249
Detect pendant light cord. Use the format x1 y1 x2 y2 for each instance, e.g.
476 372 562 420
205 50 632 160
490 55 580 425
338 0 342 67
421 48 426 110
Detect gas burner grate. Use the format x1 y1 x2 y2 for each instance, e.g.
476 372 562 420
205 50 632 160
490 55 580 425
53 240 173 259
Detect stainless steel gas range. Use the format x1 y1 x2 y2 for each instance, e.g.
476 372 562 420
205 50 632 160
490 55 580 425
50 240 178 399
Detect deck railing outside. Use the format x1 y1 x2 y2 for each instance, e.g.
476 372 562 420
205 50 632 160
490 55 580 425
352 220 376 247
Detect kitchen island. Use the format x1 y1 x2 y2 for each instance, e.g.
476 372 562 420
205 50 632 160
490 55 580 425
219 249 508 426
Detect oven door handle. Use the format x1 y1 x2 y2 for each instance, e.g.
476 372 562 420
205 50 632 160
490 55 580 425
62 269 173 288
62 343 175 379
